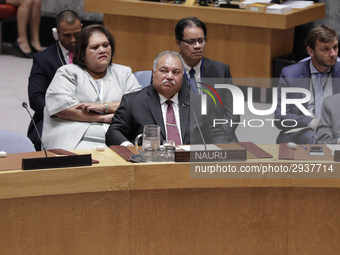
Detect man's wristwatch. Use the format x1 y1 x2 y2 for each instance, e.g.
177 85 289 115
103 103 109 114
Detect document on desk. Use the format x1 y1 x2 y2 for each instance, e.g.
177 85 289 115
239 0 270 8
282 1 314 9
326 144 340 155
178 144 221 151
266 4 293 14
240 0 270 4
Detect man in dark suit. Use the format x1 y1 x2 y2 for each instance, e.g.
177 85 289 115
275 25 340 144
105 51 237 146
27 10 82 150
174 17 240 131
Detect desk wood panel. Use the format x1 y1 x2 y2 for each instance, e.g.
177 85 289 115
1 148 340 254
0 191 131 255
130 188 288 254
105 15 294 86
133 163 292 190
0 165 134 199
104 15 176 71
288 188 340 254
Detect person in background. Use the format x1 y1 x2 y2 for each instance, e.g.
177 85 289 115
27 10 82 150
275 24 340 144
315 93 340 144
42 24 141 150
174 17 240 133
105 50 236 147
4 0 42 57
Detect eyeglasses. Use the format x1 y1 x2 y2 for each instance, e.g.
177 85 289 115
181 38 207 47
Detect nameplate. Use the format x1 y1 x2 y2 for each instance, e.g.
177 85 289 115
219 3 240 9
334 150 340 162
175 149 247 162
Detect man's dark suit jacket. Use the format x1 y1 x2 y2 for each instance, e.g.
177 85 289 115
28 42 66 150
105 85 238 146
274 60 340 143
183 57 240 131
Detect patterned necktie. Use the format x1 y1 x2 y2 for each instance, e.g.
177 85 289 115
68 51 73 64
189 68 199 93
314 72 326 119
165 100 182 145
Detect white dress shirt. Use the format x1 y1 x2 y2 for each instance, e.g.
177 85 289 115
58 41 72 64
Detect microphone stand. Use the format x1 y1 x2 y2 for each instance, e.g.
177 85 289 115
21 102 93 170
22 102 48 157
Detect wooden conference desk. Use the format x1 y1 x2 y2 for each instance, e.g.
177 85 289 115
84 0 325 88
0 146 340 254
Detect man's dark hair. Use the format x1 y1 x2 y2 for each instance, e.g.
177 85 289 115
56 10 81 29
306 24 338 51
73 24 115 69
175 17 207 41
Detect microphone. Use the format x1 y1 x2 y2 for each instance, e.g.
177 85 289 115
175 101 246 162
21 102 92 170
183 101 207 150
22 102 48 157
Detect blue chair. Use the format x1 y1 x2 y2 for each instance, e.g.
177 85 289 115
134 70 152 88
0 130 36 153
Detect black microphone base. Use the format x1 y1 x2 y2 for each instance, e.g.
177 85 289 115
219 3 240 9
22 154 92 170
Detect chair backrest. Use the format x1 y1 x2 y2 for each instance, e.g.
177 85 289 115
0 130 36 154
134 70 152 88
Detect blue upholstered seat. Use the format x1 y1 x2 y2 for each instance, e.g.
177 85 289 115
134 70 152 88
0 130 36 153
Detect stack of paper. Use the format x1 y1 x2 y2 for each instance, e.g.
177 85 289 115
266 4 293 14
239 0 271 8
282 1 314 9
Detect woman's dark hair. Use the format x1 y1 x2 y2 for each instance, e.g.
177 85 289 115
73 24 115 68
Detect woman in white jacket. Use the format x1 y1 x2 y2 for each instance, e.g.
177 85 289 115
42 24 141 150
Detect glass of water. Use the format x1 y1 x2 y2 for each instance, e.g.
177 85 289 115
156 146 168 162
163 140 176 161
144 147 156 162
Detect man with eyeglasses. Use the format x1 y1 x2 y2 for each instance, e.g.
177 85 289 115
175 17 240 134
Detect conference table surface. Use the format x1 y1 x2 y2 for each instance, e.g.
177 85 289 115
1 144 339 200
1 144 340 255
